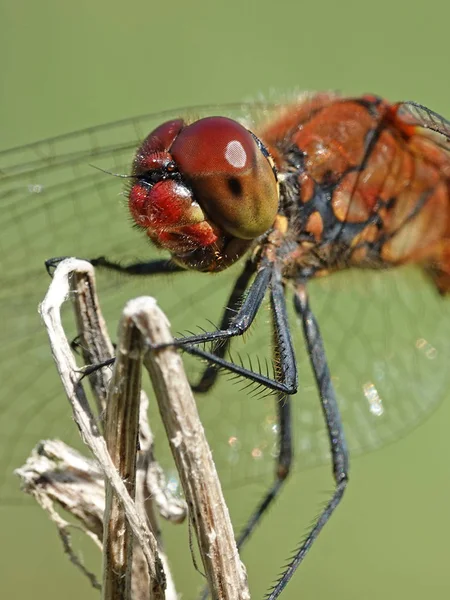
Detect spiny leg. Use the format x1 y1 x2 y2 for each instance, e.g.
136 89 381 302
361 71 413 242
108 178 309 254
172 259 272 348
266 281 349 600
199 395 293 600
200 264 296 599
181 264 298 395
193 258 256 393
45 255 187 277
236 395 292 550
88 256 186 276
236 267 296 551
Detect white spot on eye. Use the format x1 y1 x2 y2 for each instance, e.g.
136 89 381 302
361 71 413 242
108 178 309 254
225 140 247 168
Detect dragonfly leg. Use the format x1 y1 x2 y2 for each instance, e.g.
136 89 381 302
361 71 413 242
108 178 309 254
266 281 349 599
170 261 271 350
181 264 298 395
236 394 292 549
45 255 187 276
87 256 186 276
193 258 256 393
199 395 292 600
198 264 299 599
233 266 295 553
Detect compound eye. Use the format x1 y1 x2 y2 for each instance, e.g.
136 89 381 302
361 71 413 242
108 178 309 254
170 116 279 239
133 119 185 175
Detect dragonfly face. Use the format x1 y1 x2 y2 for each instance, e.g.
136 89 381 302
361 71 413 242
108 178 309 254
129 115 279 271
1 93 450 598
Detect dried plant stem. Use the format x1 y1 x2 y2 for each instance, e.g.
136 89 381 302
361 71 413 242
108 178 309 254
102 299 150 600
137 301 250 599
39 259 166 598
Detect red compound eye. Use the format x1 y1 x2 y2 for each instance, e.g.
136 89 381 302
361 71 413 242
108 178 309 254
170 116 279 239
133 119 185 174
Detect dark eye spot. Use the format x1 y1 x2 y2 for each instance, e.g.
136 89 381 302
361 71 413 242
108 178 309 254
228 177 242 196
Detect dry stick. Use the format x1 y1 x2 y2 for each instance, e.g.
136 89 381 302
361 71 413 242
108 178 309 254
102 299 148 600
16 436 178 600
135 390 186 526
16 440 105 543
132 390 181 600
39 258 166 599
102 298 180 600
16 440 104 590
28 259 180 598
71 268 115 415
70 263 187 528
102 301 183 600
135 300 251 600
39 258 248 598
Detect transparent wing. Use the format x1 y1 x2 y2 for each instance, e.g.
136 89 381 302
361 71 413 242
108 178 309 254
1 102 448 505
0 101 280 502
396 101 450 150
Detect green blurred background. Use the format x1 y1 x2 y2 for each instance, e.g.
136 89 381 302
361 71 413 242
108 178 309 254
1 0 450 599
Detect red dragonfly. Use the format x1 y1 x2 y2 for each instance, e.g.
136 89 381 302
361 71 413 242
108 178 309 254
1 93 450 597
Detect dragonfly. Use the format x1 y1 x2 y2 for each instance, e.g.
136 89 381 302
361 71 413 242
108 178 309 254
1 92 450 598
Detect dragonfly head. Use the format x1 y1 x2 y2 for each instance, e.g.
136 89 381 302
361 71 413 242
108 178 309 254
128 116 279 271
